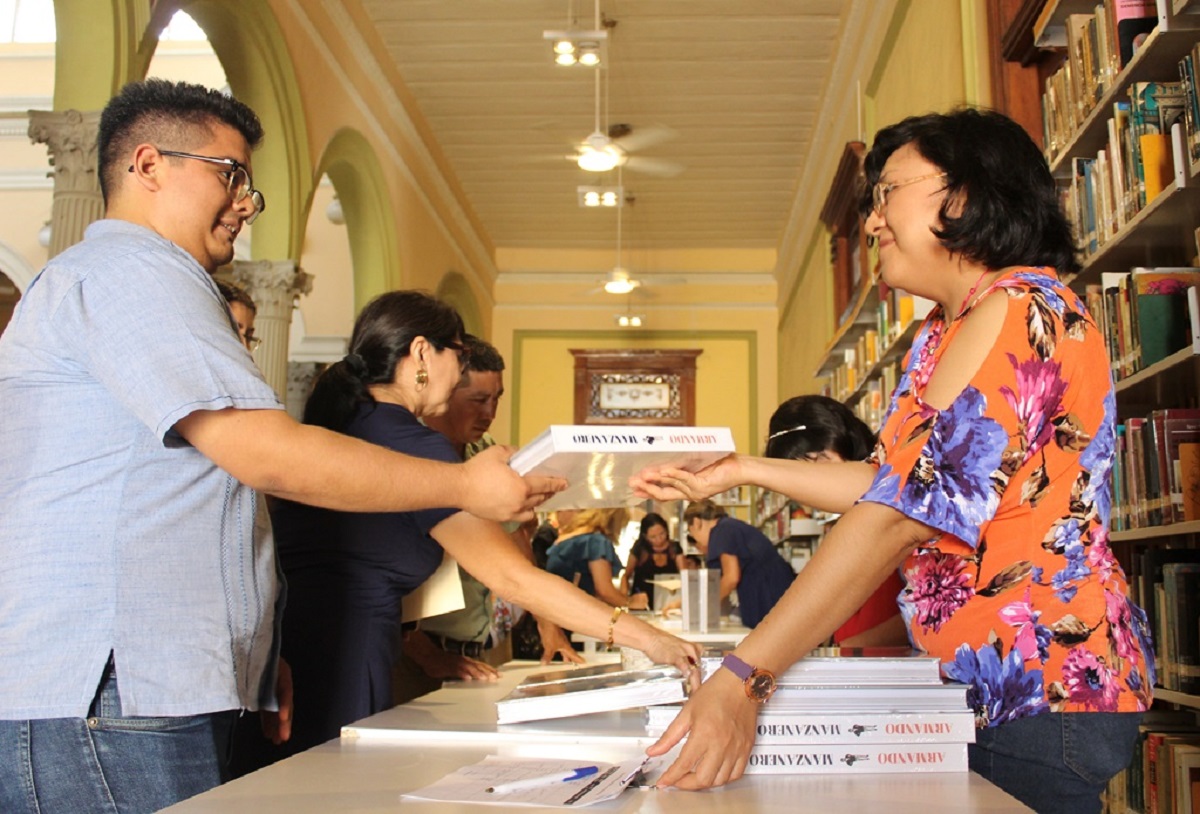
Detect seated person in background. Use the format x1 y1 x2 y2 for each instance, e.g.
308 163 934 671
547 509 649 610
764 395 908 648
684 499 794 628
397 336 580 702
621 512 684 600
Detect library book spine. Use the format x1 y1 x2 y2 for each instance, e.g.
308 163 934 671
742 742 968 775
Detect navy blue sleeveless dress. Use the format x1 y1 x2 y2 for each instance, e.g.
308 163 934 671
272 402 458 755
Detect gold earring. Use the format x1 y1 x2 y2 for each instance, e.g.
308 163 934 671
415 368 428 387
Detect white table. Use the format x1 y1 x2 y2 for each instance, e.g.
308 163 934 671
162 660 1031 813
573 614 752 654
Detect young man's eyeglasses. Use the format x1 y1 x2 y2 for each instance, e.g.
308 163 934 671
871 172 947 215
135 149 267 225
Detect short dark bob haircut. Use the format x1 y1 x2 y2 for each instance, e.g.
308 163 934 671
860 107 1079 276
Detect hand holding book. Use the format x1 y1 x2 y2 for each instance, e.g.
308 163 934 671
461 444 567 521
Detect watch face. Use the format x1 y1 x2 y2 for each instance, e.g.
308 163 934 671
748 669 776 703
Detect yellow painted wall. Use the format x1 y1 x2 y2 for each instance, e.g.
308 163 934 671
777 0 976 405
264 0 496 334
491 301 777 460
509 332 758 455
867 0 968 135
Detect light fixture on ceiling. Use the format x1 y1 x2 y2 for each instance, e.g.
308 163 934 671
603 172 640 294
544 0 609 67
37 221 51 248
604 268 639 295
616 313 643 328
576 62 628 173
577 127 624 172
577 185 623 207
544 29 607 67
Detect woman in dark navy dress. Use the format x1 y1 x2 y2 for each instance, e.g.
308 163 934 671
265 292 702 763
683 499 795 628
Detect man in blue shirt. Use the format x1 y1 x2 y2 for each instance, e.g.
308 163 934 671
0 79 560 814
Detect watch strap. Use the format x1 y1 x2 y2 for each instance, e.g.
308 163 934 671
721 653 754 681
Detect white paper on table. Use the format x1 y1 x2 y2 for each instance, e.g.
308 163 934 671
401 754 647 807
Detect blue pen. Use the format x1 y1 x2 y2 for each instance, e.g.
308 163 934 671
486 765 600 794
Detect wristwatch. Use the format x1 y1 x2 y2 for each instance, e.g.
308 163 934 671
721 653 777 703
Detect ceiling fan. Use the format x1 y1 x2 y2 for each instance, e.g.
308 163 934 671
574 70 683 178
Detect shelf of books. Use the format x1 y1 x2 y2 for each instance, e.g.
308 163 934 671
816 278 932 429
1020 4 1200 811
1041 0 1199 179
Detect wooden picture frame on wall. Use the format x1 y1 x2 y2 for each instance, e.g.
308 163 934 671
570 349 702 425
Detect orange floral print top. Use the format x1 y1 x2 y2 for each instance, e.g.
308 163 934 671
860 267 1153 728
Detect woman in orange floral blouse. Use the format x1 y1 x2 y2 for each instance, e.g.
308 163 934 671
633 109 1152 813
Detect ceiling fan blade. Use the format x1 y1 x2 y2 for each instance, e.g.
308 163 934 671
623 156 685 178
615 125 677 153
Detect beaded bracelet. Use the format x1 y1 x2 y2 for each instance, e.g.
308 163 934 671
606 606 626 648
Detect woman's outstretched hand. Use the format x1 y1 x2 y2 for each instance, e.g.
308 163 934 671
630 454 744 503
646 668 758 789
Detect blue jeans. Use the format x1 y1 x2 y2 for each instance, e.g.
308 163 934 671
0 657 237 814
969 711 1141 814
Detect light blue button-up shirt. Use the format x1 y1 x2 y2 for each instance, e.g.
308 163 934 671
0 220 284 719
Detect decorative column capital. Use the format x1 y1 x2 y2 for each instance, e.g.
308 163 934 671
28 109 101 194
229 259 313 310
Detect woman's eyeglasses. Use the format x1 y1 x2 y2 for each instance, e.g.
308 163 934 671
871 172 947 215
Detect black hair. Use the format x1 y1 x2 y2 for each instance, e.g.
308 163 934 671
463 334 505 374
215 280 256 314
98 78 264 204
303 290 464 432
860 107 1079 275
639 512 669 538
764 394 875 462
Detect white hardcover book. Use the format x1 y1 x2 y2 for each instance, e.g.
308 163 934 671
494 665 686 724
509 425 735 510
699 646 944 686
765 682 970 713
743 742 968 775
645 708 977 745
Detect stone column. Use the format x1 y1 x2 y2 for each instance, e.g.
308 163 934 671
286 363 323 422
229 259 313 400
28 110 103 258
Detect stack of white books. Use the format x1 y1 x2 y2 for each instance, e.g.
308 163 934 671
646 647 975 775
496 662 686 725
509 424 735 511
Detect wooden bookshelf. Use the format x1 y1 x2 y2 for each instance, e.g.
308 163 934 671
1065 173 1200 290
814 275 880 377
1048 25 1200 177
842 319 919 408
